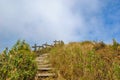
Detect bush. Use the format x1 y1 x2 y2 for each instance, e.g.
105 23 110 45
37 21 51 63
93 41 106 50
112 39 119 50
0 40 37 80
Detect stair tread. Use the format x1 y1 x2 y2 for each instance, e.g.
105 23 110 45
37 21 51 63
36 59 48 62
38 67 54 70
38 64 52 68
35 53 56 79
40 53 49 56
37 73 55 77
39 54 49 57
37 62 49 65
37 62 50 65
36 56 48 60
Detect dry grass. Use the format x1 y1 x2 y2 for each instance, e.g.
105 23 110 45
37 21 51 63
48 41 120 80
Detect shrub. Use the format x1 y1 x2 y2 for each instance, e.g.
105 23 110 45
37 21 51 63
93 41 106 50
0 40 37 80
112 39 119 50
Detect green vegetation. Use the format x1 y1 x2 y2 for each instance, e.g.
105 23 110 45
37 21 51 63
112 38 119 50
0 40 37 80
0 40 120 80
49 41 120 80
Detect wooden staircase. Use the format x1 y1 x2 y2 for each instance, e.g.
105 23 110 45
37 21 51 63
35 53 56 80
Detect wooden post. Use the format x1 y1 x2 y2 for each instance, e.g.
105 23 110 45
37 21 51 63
42 42 47 48
44 42 48 46
32 44 37 52
54 40 57 45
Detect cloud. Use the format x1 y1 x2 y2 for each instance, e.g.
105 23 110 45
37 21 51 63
0 0 120 51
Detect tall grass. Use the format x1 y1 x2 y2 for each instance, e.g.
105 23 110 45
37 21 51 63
49 41 120 80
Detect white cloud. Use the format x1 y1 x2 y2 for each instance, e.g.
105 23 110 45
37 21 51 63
0 0 118 50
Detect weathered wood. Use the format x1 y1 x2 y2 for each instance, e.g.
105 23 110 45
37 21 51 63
36 59 49 63
38 64 52 68
35 53 56 79
53 40 62 46
37 73 56 77
42 42 52 48
32 44 37 51
54 40 59 45
32 44 45 52
38 67 54 71
32 44 43 51
32 40 63 52
36 56 48 60
38 46 44 50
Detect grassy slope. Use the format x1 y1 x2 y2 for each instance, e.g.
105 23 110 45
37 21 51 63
49 41 120 80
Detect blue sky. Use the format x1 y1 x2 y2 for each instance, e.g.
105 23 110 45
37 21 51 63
0 0 120 52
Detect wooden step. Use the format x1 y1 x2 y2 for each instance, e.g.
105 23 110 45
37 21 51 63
37 61 49 64
37 73 56 77
36 56 48 60
36 59 48 62
37 61 50 65
38 64 52 68
38 67 54 71
40 54 49 57
40 53 49 56
36 59 44 62
35 53 56 79
36 57 45 60
36 57 48 61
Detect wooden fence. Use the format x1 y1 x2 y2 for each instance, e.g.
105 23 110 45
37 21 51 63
32 40 64 52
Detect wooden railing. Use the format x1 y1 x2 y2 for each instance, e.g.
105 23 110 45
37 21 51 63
32 40 64 52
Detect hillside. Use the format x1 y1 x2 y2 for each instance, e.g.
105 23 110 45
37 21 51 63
0 40 120 80
48 40 120 80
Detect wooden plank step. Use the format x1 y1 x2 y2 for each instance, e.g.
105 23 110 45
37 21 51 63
36 59 48 62
37 61 49 64
36 56 48 59
37 62 50 66
38 68 54 71
40 54 49 57
39 56 48 58
37 73 56 77
39 53 48 55
38 64 52 68
40 53 49 56
36 57 48 60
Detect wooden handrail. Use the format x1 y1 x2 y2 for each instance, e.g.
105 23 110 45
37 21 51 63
32 40 63 52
